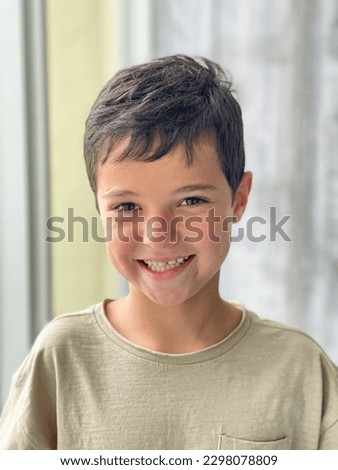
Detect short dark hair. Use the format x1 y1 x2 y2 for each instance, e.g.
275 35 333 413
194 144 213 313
84 54 245 203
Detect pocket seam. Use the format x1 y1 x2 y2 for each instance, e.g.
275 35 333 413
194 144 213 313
218 434 289 450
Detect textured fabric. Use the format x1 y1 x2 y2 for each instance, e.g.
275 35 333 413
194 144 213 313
0 300 337 450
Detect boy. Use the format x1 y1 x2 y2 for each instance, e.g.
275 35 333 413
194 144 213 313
0 55 337 450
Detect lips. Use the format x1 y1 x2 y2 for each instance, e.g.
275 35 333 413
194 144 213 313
140 255 190 271
137 255 195 278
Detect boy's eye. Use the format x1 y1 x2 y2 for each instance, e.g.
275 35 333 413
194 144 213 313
180 197 206 206
114 202 138 212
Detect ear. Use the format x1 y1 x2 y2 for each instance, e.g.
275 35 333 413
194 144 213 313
232 172 253 222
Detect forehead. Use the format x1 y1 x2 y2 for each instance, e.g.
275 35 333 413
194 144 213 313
96 133 227 196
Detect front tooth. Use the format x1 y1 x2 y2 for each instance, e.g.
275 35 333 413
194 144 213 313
145 257 190 270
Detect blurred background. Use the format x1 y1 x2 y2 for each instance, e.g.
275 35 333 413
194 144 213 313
0 0 337 408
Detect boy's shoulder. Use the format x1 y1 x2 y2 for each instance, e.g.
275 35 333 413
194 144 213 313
249 309 320 343
10 303 102 389
30 303 102 356
246 307 337 370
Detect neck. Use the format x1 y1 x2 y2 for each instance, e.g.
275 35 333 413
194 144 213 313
106 277 242 354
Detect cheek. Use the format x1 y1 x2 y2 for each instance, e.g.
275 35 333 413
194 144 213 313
184 219 231 274
203 235 231 265
104 239 137 282
102 220 133 263
101 214 141 248
193 216 231 249
211 212 233 256
105 240 121 267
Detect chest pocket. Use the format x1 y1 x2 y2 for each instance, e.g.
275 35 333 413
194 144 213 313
218 434 290 450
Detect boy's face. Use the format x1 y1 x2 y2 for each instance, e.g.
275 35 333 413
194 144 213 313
97 133 252 307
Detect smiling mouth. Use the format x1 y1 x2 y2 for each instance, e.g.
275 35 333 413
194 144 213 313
137 255 194 272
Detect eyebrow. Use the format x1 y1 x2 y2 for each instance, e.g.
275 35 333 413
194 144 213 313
102 184 217 199
171 184 217 194
103 189 138 199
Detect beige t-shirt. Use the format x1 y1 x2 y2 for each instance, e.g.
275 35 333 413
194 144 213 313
0 300 337 450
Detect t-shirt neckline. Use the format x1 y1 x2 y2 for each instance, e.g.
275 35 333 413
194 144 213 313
94 299 252 366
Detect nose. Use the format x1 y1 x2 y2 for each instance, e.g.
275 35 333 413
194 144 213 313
141 211 180 249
